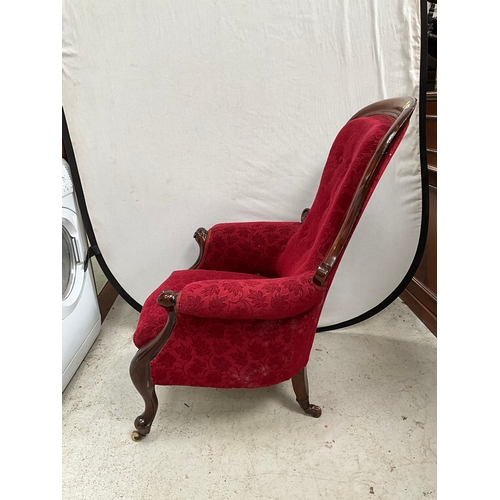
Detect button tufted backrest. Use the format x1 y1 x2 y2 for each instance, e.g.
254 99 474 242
276 97 415 283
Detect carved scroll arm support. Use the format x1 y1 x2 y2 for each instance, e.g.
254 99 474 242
129 290 178 441
301 208 310 223
189 227 208 270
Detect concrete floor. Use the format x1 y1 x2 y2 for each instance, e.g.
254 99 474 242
62 296 436 500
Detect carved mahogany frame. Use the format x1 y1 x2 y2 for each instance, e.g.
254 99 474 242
129 97 416 440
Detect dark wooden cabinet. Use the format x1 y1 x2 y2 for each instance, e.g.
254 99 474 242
400 91 437 335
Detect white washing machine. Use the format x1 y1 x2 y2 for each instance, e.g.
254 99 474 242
62 158 101 391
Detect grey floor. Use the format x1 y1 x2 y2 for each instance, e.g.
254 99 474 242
62 296 437 500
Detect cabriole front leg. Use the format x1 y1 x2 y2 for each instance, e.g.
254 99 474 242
129 290 178 441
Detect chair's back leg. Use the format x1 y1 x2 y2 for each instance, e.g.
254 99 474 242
291 367 322 418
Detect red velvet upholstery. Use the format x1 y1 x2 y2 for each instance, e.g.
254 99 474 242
198 221 301 276
133 103 412 391
277 115 395 277
134 268 325 387
149 305 323 389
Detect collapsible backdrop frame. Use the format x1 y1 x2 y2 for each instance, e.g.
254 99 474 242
62 0 428 330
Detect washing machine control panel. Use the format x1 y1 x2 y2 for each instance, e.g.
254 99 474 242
62 159 74 197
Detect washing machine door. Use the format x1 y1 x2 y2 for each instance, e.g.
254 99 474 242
62 207 86 319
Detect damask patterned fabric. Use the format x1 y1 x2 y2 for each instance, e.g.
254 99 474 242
277 115 396 277
198 221 301 277
133 112 408 389
177 272 323 320
134 268 325 388
149 303 324 388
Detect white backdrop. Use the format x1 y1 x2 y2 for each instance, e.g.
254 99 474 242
62 0 425 328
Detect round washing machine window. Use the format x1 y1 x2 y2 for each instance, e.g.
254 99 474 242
62 226 76 300
62 208 86 319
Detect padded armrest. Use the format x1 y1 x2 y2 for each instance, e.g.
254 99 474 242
176 273 324 320
198 221 301 276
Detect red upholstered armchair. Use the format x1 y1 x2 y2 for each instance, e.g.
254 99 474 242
130 97 416 441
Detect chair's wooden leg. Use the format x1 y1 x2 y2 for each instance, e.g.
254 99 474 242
129 291 178 441
130 350 158 441
291 367 322 418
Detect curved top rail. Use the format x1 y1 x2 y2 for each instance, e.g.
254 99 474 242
313 96 417 286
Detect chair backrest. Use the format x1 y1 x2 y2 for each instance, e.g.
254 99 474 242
276 97 417 286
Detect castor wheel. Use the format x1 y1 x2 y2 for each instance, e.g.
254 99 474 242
303 404 322 418
131 430 146 441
